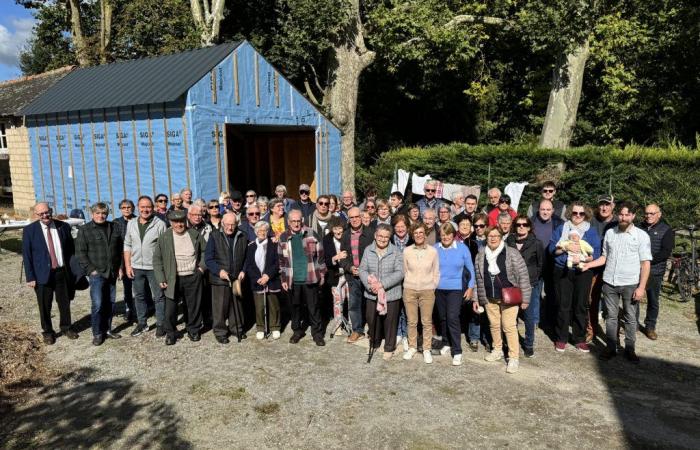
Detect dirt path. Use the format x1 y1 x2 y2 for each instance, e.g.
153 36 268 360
1 251 698 449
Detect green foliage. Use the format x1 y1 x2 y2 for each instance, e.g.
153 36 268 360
361 143 700 228
19 2 77 74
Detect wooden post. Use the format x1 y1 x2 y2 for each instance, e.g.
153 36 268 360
77 111 89 210
65 113 78 211
162 103 173 197
116 108 127 200
130 106 141 197
182 112 191 190
102 109 115 216
89 111 101 201
44 115 57 208
147 105 156 197
32 118 46 200
233 51 240 105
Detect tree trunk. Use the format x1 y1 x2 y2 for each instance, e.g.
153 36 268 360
67 0 89 66
539 40 590 149
99 0 113 64
190 0 226 46
324 0 375 192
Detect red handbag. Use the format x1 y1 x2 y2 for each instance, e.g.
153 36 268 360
497 275 522 306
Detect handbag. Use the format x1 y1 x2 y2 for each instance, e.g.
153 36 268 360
496 275 522 306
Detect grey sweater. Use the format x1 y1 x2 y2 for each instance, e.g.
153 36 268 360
123 216 167 270
474 246 532 306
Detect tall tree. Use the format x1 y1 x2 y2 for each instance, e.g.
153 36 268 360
190 0 226 46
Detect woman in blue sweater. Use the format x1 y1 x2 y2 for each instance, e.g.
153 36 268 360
548 202 601 353
435 222 476 366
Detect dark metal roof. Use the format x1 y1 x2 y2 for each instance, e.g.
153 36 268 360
20 41 242 116
0 66 74 116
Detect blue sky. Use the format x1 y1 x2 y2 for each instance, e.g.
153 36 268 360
0 1 36 82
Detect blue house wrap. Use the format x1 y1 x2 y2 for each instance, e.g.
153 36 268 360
20 41 342 218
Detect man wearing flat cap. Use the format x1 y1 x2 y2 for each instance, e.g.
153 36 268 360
153 210 208 345
293 183 316 226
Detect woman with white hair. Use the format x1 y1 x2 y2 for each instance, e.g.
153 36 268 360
243 221 282 340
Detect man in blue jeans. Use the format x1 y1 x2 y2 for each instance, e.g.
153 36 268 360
340 207 374 343
75 202 123 346
124 196 168 337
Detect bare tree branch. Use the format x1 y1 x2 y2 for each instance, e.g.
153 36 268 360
303 80 322 107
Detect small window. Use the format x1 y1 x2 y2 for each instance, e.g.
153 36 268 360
0 123 7 149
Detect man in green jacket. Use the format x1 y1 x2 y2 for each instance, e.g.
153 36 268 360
153 210 207 345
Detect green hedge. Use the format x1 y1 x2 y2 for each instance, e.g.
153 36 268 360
358 144 700 229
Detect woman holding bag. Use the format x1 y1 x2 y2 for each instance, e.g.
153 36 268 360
475 226 531 373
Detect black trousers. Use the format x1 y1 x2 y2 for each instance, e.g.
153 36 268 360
211 284 245 338
554 267 593 344
164 272 203 338
289 283 323 339
435 289 463 356
365 298 401 352
34 267 72 336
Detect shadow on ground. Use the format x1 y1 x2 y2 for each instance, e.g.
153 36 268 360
0 367 192 449
595 351 700 448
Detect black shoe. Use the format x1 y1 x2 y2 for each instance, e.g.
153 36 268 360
155 327 166 338
92 335 104 346
43 333 56 345
165 335 176 345
469 342 479 352
131 324 147 337
599 347 617 361
216 336 230 344
188 333 201 342
523 347 534 358
624 348 640 364
241 333 247 340
64 329 79 340
106 330 122 339
483 343 493 353
289 333 304 344
314 337 326 347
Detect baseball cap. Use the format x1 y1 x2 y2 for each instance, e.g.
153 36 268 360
598 195 614 204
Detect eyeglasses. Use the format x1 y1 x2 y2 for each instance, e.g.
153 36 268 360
317 201 329 206
499 199 510 204
156 199 167 203
299 190 310 195
209 205 219 209
516 223 529 228
366 206 376 209
189 213 203 217
247 212 260 217
288 219 302 223
348 215 360 219
246 194 255 198
424 189 435 193
644 212 658 216
474 224 486 228
572 211 586 217
542 189 555 193
120 206 132 210
36 211 51 216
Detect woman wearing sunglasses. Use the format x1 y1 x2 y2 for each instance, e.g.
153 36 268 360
472 213 489 250
506 215 545 357
548 202 601 353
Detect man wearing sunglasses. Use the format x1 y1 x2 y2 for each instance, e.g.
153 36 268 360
23 202 79 345
526 181 566 220
416 180 444 215
238 204 271 241
293 183 315 226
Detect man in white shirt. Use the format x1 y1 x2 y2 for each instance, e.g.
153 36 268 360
583 201 651 364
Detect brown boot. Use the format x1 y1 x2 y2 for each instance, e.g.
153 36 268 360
643 328 658 340
347 331 363 343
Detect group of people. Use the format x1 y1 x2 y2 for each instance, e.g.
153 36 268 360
22 179 674 373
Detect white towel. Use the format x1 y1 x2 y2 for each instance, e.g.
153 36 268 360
504 182 529 212
390 169 411 195
411 173 432 194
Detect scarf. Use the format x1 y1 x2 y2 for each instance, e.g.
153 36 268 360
485 240 505 276
561 220 590 243
311 210 333 233
368 274 387 315
255 238 267 274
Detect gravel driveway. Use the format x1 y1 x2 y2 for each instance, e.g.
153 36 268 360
1 248 699 449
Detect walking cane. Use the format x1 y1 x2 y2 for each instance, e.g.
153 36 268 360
263 287 270 338
366 307 382 364
229 276 243 343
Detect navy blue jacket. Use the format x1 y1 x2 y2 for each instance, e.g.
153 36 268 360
243 239 281 292
23 219 75 285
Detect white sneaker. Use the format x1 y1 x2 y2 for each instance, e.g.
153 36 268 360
271 331 280 340
423 350 433 364
506 358 519 374
452 354 463 366
402 337 409 352
256 331 265 340
439 345 451 356
485 350 504 362
403 348 417 360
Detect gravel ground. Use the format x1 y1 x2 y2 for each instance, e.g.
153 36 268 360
1 246 699 449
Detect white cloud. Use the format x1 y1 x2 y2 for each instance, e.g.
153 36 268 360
0 18 36 68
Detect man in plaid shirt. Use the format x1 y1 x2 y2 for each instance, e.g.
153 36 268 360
278 209 327 345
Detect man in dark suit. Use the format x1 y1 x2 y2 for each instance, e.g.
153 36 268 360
22 202 78 345
76 202 124 346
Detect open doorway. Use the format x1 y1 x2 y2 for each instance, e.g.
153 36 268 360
225 124 317 199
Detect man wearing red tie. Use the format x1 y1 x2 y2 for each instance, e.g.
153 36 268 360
22 202 79 344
